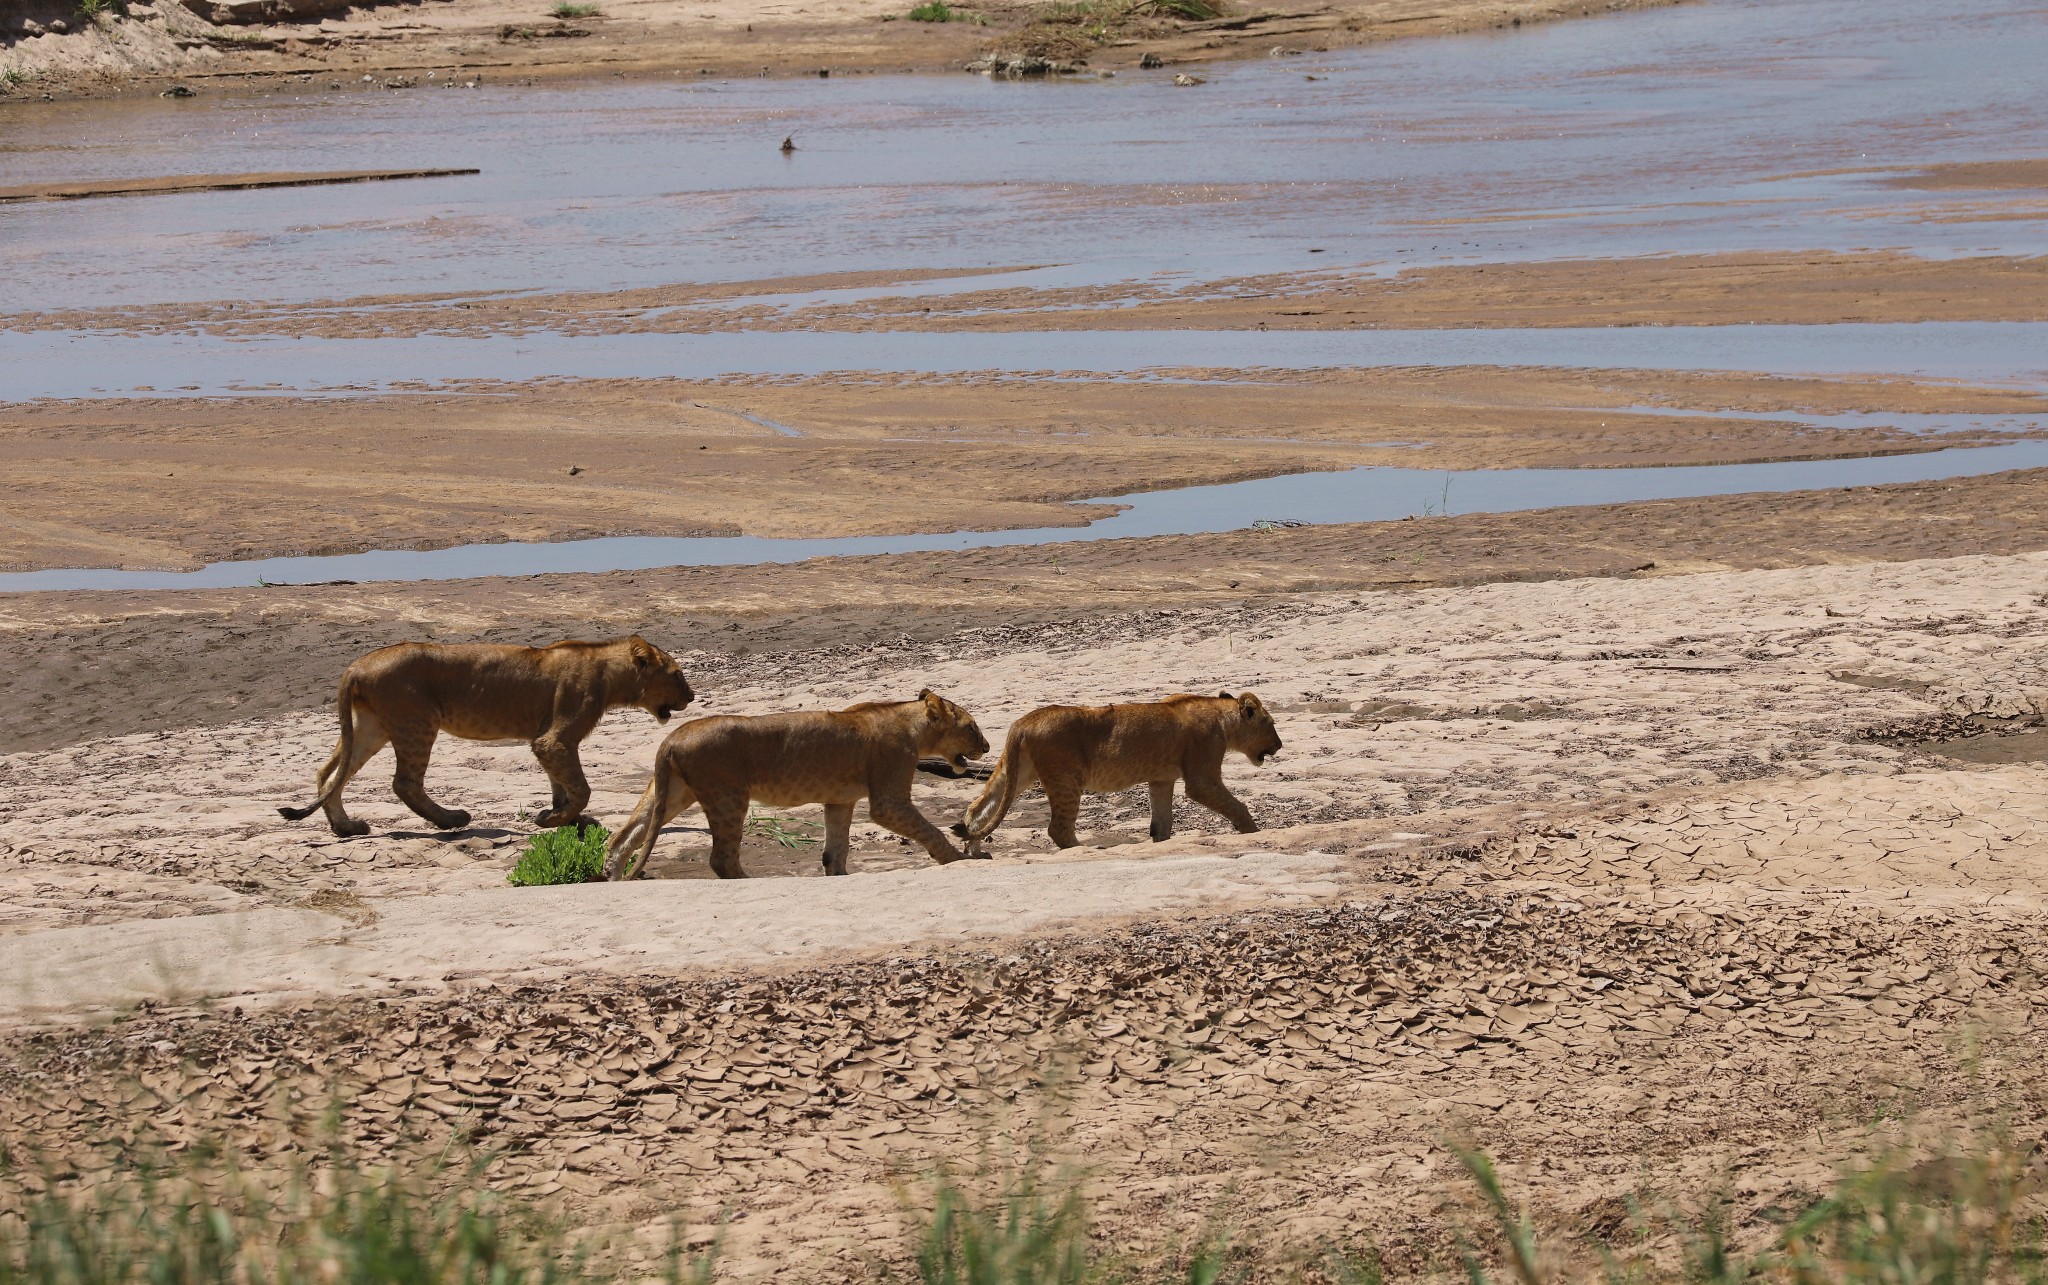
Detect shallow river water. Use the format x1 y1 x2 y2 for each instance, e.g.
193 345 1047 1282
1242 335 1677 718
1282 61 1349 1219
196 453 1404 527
2 0 2046 308
2 0 2045 586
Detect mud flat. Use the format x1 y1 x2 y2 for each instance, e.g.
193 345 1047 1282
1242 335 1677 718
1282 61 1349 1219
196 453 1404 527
0 168 480 203
287 252 2040 336
6 365 2043 575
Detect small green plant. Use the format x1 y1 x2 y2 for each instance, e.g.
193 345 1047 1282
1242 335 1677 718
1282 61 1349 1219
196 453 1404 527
1420 472 1454 518
1 70 31 87
550 1 600 16
76 0 127 20
507 821 609 886
908 0 954 20
746 809 822 848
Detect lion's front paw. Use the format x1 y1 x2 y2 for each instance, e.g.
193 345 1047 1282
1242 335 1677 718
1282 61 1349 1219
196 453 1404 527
437 810 473 831
332 819 371 839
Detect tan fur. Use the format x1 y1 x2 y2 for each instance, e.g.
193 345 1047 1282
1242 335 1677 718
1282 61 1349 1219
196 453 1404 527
955 692 1282 849
279 636 693 837
606 690 990 880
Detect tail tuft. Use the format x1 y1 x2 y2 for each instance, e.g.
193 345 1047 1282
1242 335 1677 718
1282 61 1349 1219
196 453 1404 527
278 803 317 821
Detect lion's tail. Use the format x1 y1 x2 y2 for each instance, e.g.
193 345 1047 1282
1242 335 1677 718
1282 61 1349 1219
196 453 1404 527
278 675 361 822
606 747 686 881
952 734 1033 843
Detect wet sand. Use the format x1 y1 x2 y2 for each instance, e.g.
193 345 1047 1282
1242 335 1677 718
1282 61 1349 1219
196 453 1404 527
0 169 480 203
1880 159 2048 191
20 252 2048 338
7 366 2041 574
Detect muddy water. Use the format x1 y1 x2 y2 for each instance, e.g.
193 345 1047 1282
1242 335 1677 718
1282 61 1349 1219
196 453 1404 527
3 0 2047 311
4 322 2047 399
6 438 2046 593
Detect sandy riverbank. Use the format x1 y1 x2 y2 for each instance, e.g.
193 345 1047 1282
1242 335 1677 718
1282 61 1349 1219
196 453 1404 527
0 0 1684 102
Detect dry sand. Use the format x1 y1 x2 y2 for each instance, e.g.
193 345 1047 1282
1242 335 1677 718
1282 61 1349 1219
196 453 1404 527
0 0 1686 102
4 548 2046 1275
1 854 1359 1024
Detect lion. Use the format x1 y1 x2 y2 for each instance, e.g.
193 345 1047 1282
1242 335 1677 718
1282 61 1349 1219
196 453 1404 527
605 689 990 881
953 692 1282 850
279 636 694 838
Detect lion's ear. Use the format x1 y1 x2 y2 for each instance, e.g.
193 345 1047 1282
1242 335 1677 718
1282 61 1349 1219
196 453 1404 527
1239 693 1260 719
1217 690 1234 700
920 689 946 717
629 636 655 668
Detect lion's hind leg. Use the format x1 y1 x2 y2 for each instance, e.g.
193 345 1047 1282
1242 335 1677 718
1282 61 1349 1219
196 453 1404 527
1041 771 1085 849
607 760 698 881
280 687 386 838
389 720 470 831
702 791 751 879
314 709 389 837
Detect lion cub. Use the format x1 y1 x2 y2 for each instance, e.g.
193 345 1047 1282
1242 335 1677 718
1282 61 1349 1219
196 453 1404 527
954 692 1282 850
606 689 990 880
279 636 693 837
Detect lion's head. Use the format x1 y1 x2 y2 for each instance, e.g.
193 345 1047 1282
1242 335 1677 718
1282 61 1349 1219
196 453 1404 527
917 688 991 771
1220 690 1283 766
627 636 695 722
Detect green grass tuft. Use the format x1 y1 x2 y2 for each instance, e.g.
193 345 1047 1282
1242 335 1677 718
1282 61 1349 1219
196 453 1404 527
903 1157 1238 1285
0 1138 717 1285
910 1166 1093 1284
550 1 600 16
908 1 954 20
507 822 609 886
1449 1124 2048 1285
